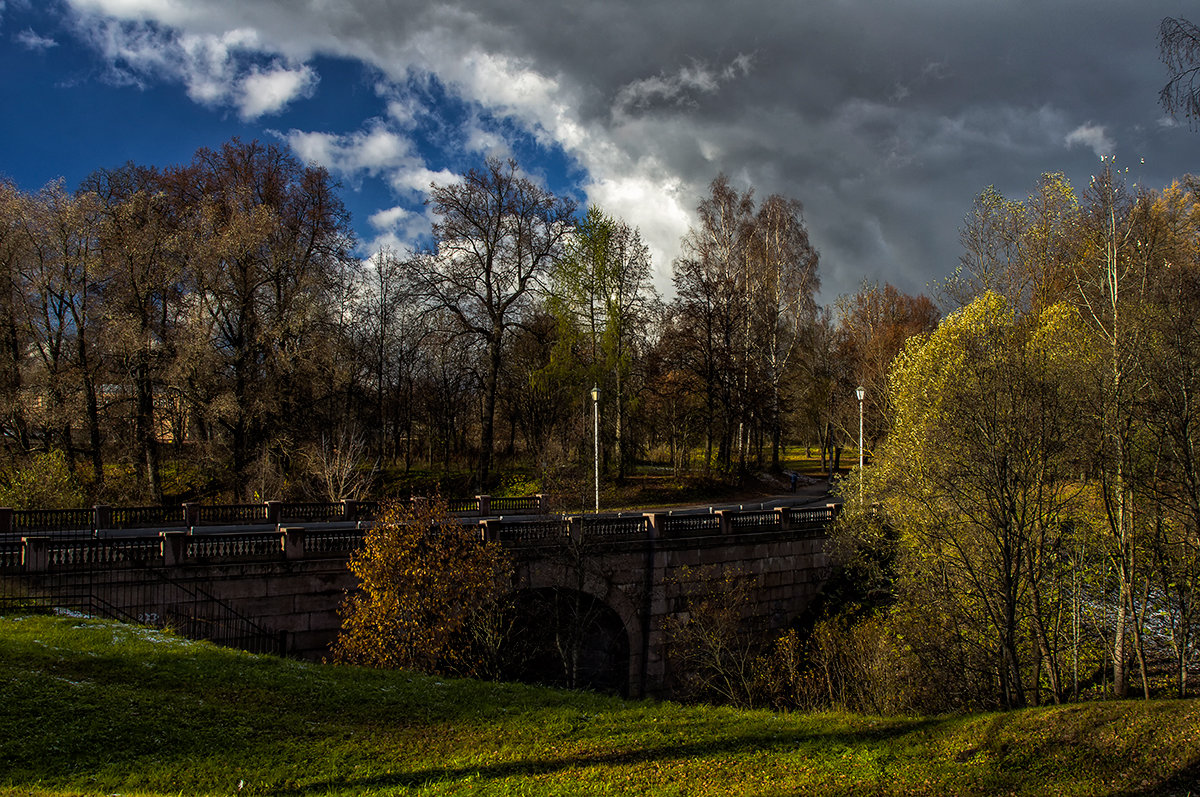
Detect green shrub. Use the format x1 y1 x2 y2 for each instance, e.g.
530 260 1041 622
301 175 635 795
0 450 86 509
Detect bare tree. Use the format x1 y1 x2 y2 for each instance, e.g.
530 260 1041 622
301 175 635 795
407 158 575 488
1160 17 1200 128
83 163 184 502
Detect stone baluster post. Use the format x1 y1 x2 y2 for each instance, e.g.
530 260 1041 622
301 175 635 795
282 527 306 560
161 531 189 567
774 506 790 532
643 512 664 540
94 505 112 532
21 536 48 572
566 515 583 545
480 518 499 543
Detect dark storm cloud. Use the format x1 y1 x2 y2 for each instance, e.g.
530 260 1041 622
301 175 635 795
66 0 1196 301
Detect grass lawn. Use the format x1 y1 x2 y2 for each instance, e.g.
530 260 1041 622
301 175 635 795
2 613 1198 796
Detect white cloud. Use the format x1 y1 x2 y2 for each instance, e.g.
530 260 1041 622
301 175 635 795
584 168 694 295
16 28 56 50
71 13 311 119
368 205 410 231
1065 123 1115 159
284 121 457 209
237 62 315 119
286 122 412 177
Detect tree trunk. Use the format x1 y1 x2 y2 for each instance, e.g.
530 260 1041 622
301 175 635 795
479 332 502 489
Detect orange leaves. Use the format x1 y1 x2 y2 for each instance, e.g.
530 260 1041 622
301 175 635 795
331 497 512 675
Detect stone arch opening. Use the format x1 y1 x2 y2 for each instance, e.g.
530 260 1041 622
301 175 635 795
503 587 631 695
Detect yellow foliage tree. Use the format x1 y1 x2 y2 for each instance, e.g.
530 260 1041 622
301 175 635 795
848 292 1093 709
332 497 513 676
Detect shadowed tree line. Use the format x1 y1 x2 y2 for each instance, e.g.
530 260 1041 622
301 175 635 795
0 143 922 506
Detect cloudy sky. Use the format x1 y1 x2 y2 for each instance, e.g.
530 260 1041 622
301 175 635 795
1 0 1195 302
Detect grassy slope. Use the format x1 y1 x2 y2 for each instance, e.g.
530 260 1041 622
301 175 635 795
1 614 1198 796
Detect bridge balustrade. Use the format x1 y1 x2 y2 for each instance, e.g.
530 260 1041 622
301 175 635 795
446 497 480 513
0 542 21 569
304 527 366 555
279 502 346 523
0 502 841 574
109 505 187 529
489 496 542 513
490 518 568 545
728 510 780 530
46 538 162 568
660 514 721 537
0 494 550 539
13 507 94 535
785 505 838 533
581 516 649 539
194 504 272 525
187 531 284 561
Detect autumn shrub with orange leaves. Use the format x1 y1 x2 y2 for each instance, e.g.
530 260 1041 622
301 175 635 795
331 496 513 677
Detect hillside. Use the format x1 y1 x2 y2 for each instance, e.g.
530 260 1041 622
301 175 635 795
1 613 1198 796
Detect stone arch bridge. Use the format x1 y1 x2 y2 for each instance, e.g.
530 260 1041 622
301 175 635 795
0 498 837 696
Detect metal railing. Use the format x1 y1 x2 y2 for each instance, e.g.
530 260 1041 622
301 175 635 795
0 546 285 656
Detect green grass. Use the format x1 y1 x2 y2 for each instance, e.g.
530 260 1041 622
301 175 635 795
3 613 1199 796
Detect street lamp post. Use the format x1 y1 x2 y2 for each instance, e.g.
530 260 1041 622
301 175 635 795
856 385 865 504
591 385 600 513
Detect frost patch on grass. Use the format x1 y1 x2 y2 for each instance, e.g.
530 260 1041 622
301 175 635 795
53 607 90 618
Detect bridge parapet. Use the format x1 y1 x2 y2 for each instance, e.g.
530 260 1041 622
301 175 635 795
0 494 550 538
0 503 840 575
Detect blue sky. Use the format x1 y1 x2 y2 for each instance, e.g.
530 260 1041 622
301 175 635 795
1 0 1196 301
